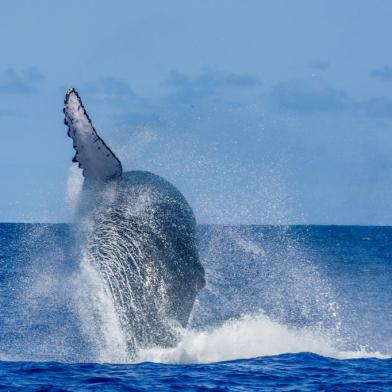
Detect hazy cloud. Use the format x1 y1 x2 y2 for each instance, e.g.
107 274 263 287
370 66 392 81
164 67 260 102
80 77 160 130
270 78 392 121
80 68 262 130
0 66 44 94
270 79 352 113
80 71 392 128
83 77 139 106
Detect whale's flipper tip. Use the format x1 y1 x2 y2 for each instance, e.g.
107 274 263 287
64 87 78 104
63 88 122 183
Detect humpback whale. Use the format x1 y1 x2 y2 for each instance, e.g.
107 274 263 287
63 88 205 354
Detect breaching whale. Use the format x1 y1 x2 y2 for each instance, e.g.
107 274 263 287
63 88 205 354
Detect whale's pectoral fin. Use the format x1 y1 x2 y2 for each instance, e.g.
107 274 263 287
63 88 122 183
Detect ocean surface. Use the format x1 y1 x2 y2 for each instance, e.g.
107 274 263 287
0 223 391 390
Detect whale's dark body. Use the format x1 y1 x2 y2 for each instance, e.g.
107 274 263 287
64 89 205 354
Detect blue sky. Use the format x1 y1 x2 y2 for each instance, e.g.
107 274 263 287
1 0 392 224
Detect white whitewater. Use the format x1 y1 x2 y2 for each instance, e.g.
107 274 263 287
135 313 389 364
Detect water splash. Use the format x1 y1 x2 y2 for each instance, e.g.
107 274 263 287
70 223 363 363
71 254 130 363
1 223 388 364
192 226 342 337
136 313 388 364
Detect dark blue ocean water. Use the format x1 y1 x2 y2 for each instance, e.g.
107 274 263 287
0 224 391 390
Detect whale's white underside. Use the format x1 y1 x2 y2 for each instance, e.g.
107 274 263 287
64 88 122 183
